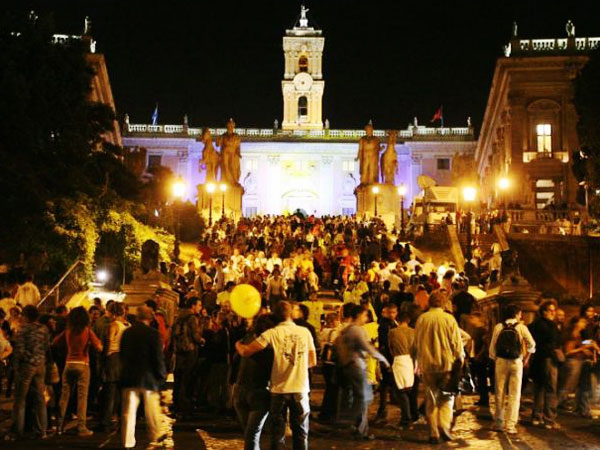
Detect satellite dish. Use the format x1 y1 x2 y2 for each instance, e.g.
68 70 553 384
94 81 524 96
417 175 436 189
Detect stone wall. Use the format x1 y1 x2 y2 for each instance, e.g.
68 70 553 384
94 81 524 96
507 234 600 299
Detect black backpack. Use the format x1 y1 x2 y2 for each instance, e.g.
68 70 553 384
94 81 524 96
495 322 522 359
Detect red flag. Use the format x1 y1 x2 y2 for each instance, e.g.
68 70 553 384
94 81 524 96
430 106 443 123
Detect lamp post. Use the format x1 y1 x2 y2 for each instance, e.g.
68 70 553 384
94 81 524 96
206 182 216 226
462 186 477 260
397 184 407 239
371 185 380 217
219 182 227 217
172 177 186 262
498 176 510 213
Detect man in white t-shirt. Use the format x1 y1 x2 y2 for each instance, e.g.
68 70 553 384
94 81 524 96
14 275 41 307
236 301 316 450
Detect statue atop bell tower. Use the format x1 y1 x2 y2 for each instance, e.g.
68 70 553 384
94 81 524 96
281 6 325 130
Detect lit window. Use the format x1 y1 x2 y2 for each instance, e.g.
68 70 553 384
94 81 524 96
437 158 450 170
536 124 552 153
298 96 308 117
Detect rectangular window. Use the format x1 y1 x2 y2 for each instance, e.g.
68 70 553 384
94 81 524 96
342 208 355 216
148 154 162 168
342 160 355 172
244 207 258 217
536 123 552 153
437 158 450 170
245 159 258 171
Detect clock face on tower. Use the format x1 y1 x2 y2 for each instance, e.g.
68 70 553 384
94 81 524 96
293 72 313 91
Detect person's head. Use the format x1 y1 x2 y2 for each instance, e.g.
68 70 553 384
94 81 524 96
93 297 102 307
145 299 158 312
55 305 68 317
22 305 39 323
112 302 125 319
67 306 90 334
342 302 355 321
539 300 558 321
221 300 232 314
387 303 398 321
274 300 293 322
428 291 446 309
350 304 369 326
88 305 101 322
556 308 566 324
580 303 596 321
136 305 154 324
24 274 34 283
397 311 410 325
226 281 235 291
186 297 202 314
443 270 455 281
325 312 340 328
502 304 522 322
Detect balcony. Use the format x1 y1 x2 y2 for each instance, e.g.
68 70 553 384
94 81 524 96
523 151 568 164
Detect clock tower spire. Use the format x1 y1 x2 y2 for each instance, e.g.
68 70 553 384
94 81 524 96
281 6 325 131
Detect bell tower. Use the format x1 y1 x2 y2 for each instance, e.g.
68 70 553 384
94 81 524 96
281 6 325 131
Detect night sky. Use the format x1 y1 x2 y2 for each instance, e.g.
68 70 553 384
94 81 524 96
5 1 600 132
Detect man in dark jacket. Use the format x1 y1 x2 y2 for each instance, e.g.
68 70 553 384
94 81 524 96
375 303 398 421
120 305 166 449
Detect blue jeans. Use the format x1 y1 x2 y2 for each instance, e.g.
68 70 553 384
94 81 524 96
233 384 270 450
269 392 310 450
343 363 373 437
12 363 47 437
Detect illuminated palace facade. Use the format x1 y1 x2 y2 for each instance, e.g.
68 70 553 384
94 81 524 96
122 11 475 216
477 24 600 211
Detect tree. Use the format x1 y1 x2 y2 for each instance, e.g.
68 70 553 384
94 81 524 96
0 12 170 281
574 47 600 216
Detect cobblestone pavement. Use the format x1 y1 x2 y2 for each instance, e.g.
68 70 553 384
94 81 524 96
3 386 600 449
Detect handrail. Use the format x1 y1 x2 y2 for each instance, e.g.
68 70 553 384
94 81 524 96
38 260 83 308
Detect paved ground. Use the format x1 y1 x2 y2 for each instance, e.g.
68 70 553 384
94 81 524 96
4 379 600 449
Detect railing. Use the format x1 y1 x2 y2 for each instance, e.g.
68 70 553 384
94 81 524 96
125 123 474 140
509 36 600 56
38 260 83 309
52 34 96 53
506 209 578 223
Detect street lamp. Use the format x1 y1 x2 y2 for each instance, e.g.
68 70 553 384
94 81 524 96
397 184 407 238
498 176 510 212
372 185 380 217
462 186 477 260
219 182 227 217
206 182 216 226
172 177 186 263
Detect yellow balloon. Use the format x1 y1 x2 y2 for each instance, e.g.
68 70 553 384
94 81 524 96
230 284 262 319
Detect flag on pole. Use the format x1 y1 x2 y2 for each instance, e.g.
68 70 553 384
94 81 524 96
151 103 159 125
430 106 443 127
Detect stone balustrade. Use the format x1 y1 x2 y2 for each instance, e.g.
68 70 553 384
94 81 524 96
52 34 96 53
124 123 474 140
507 36 600 56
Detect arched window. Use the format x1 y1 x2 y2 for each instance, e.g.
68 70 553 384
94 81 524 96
299 55 308 72
298 96 308 117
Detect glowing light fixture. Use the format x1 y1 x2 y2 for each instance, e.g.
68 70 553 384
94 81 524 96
97 269 109 283
219 183 227 192
172 178 186 198
498 177 510 191
397 184 407 197
371 185 380 195
463 186 477 202
206 182 216 194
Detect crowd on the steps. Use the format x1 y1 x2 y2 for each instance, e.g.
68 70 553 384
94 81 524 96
0 214 598 449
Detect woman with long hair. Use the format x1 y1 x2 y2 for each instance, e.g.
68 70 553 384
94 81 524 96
53 306 102 436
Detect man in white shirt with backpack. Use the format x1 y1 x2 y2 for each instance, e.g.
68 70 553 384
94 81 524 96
489 304 536 434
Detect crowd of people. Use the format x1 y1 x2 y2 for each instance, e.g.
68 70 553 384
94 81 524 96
0 214 598 448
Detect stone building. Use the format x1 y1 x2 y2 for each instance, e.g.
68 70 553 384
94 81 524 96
476 22 600 212
122 8 476 217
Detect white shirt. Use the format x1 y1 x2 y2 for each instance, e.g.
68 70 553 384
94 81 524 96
15 282 41 307
257 321 315 394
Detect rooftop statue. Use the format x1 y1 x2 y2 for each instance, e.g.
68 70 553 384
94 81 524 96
300 5 309 27
381 131 398 184
199 128 220 183
566 20 575 37
217 118 242 185
512 21 518 38
356 122 382 185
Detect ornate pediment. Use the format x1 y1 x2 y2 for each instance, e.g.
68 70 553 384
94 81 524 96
527 99 561 112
